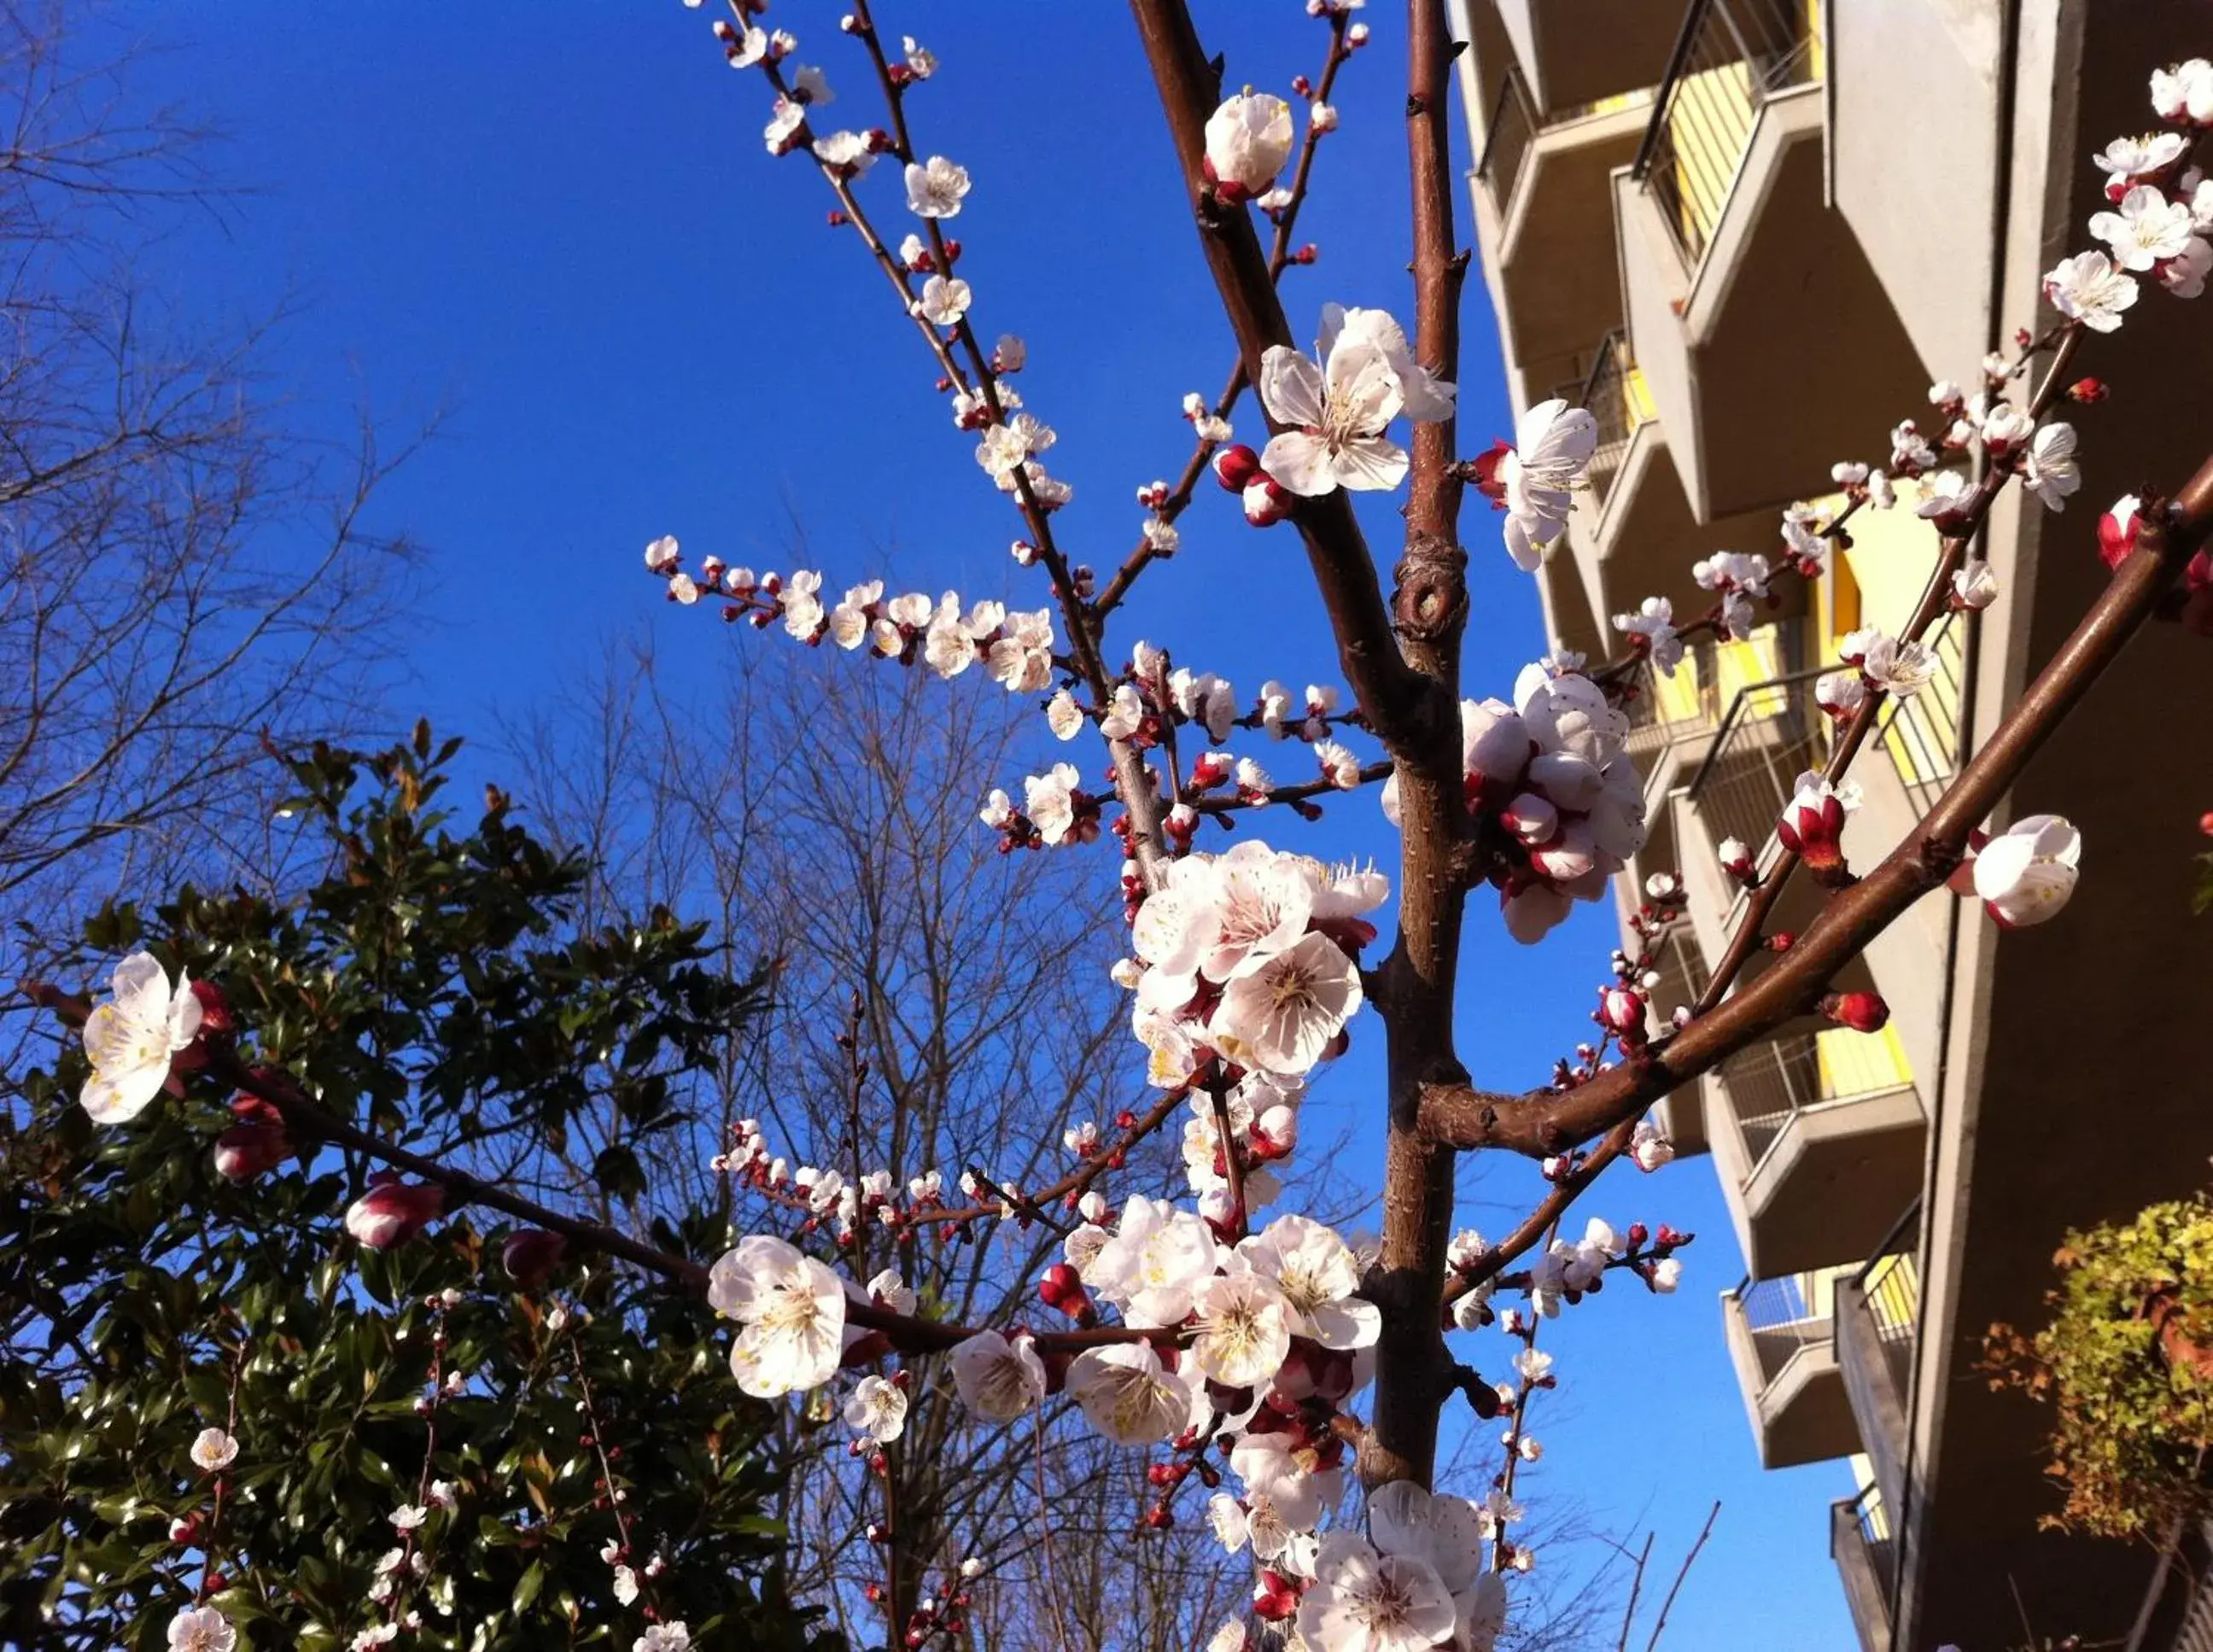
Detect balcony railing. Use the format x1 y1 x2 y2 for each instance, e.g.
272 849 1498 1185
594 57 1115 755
1632 0 1824 267
1575 330 1652 505
1683 651 1824 867
1478 63 1661 226
1838 1205 1921 1516
1718 1021 1915 1176
1729 1271 1832 1388
1474 60 1539 219
1831 1486 1896 1651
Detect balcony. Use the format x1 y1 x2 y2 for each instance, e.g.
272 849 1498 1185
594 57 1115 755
1471 68 1654 392
1491 0 1681 115
1831 1486 1896 1652
1708 1027 1924 1278
1614 0 1924 522
1835 1217 1920 1518
1722 1272 1856 1468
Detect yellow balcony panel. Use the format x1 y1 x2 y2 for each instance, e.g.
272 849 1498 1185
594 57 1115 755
1722 1275 1859 1469
1493 0 1680 115
1709 1032 1925 1278
1614 91 1924 522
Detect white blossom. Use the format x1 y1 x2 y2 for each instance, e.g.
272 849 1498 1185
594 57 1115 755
1205 91 1295 198
168 1608 237 1652
904 155 971 219
1971 814 2082 927
1258 317 1409 497
949 1330 1047 1421
1295 1530 1457 1652
1610 596 1683 675
844 1375 908 1444
2023 422 2082 509
1498 399 1597 570
915 274 972 328
2044 249 2140 332
1190 1270 1293 1386
190 1427 238 1472
1861 635 1939 698
79 952 201 1124
1211 931 1363 1077
1066 1341 1195 1445
1023 762 1083 846
1237 1212 1379 1349
709 1235 847 1398
2090 184 2197 270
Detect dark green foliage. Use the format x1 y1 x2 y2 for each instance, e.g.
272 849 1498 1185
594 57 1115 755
0 728 839 1651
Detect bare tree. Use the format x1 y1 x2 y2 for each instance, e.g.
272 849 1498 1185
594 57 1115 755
0 1 415 995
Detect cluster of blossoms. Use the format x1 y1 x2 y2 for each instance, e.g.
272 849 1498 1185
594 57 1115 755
1381 655 1648 946
1118 841 1384 1088
642 540 1059 693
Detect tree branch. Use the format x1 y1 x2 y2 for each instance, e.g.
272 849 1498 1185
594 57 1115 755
1422 443 2213 1156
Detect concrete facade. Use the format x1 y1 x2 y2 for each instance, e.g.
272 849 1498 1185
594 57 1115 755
1448 2 2213 1645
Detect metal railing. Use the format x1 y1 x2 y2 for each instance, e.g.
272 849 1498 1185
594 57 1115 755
1729 1272 1832 1387
1474 61 1539 218
1854 1205 1921 1400
1831 1487 1897 1643
1719 1025 1917 1176
1576 330 1649 505
1683 657 1824 870
1632 0 1823 267
1620 638 1722 759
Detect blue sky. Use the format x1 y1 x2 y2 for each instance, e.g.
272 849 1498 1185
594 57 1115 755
106 2 1857 1643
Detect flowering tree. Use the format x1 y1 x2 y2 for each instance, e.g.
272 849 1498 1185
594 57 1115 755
4 733 830 1650
28 6 2213 1651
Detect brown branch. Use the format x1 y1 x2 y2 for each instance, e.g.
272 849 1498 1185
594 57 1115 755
1125 0 1450 762
25 985 1165 1357
1422 441 2213 1158
1643 1501 1721 1652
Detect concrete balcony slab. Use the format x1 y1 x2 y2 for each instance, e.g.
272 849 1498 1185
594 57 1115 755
1495 0 1680 115
1722 1282 1858 1468
1615 87 1924 522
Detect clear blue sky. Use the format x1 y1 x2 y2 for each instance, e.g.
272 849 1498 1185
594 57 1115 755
108 3 1857 1644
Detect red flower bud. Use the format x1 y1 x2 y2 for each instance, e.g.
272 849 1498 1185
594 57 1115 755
1252 1568 1302 1621
2067 377 2109 403
190 978 236 1036
1824 990 1890 1034
2098 495 2142 571
1241 475 1293 528
1212 444 1263 493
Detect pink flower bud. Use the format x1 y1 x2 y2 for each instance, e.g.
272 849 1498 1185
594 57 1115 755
1597 986 1646 1038
502 1229 569 1287
213 1119 289 1182
344 1175 446 1250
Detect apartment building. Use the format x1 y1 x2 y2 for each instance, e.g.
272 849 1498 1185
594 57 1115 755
1447 3 2213 1646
